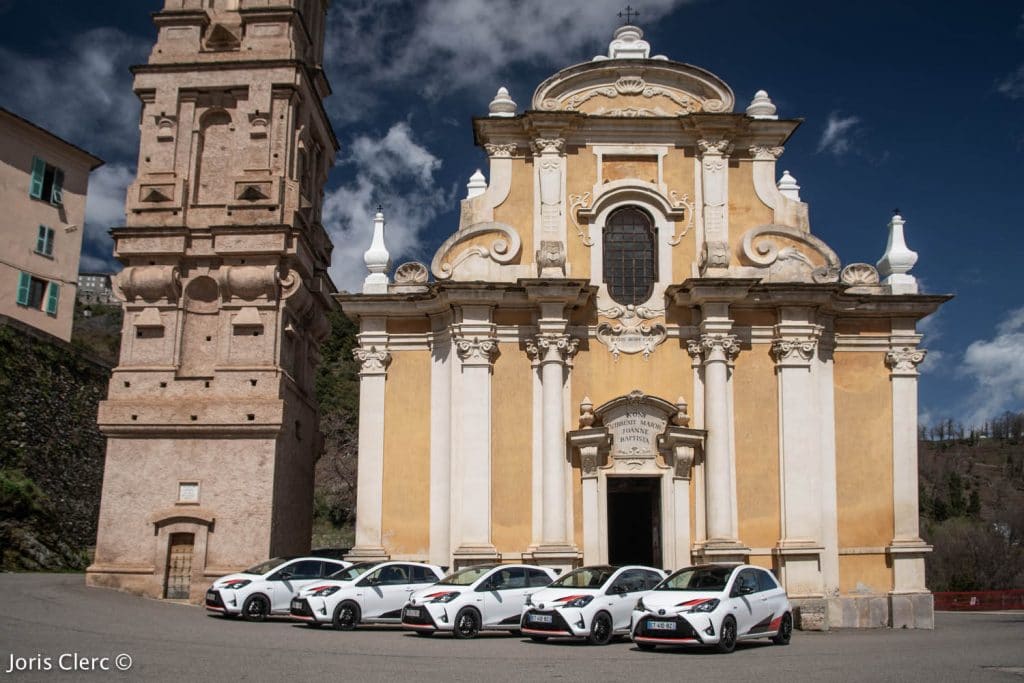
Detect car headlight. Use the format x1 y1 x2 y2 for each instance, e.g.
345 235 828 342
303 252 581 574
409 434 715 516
220 579 251 590
309 586 340 597
635 597 646 611
431 592 460 603
564 595 593 609
685 599 720 614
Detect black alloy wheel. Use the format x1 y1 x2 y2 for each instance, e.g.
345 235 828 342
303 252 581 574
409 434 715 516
241 594 270 622
588 612 613 645
333 601 360 631
716 616 737 654
771 612 793 645
453 608 481 639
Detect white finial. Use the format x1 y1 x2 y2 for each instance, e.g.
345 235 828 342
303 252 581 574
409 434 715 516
466 169 487 199
597 25 651 60
746 90 778 119
876 211 919 294
362 207 391 294
777 170 801 200
489 86 517 117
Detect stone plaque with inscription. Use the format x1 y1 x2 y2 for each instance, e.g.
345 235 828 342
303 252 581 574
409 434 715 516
604 405 668 457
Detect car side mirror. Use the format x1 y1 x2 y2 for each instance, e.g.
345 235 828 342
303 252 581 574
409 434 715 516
607 584 623 595
735 585 754 596
279 571 293 581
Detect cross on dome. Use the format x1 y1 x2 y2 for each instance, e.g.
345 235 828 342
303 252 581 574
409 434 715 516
618 5 640 25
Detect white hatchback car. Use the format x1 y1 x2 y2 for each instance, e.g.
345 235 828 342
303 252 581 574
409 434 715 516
289 561 444 629
401 564 557 638
205 556 351 621
631 563 793 653
520 565 666 644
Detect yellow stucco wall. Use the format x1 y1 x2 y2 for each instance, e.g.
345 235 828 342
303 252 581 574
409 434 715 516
664 148 698 282
834 352 894 551
566 146 597 281
571 343 694 411
603 156 659 184
491 342 534 554
734 341 781 547
728 161 774 261
493 157 534 265
381 350 431 557
839 554 892 595
387 318 430 334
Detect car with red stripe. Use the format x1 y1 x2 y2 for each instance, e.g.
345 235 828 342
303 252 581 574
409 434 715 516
401 564 557 638
521 565 666 645
630 563 792 653
205 556 351 621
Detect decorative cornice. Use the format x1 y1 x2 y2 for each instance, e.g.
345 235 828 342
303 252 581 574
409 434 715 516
353 346 391 376
454 336 499 367
886 346 927 376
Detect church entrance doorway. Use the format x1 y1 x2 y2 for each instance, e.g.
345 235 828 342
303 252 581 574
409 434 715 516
607 477 661 567
164 533 194 599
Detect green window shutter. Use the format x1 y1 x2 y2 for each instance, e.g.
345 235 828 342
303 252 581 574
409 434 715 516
36 225 48 253
17 272 31 306
50 168 64 205
44 227 54 256
29 157 45 199
46 282 60 315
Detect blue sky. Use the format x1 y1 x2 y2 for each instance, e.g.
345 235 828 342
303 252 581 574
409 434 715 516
1 0 1021 428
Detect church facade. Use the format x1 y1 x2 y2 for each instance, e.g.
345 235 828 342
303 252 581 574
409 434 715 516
338 26 947 629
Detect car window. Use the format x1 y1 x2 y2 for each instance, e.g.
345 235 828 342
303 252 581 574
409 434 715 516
322 560 347 577
731 569 760 596
244 557 290 575
437 565 496 586
656 565 733 591
609 569 647 594
551 566 614 588
271 560 322 581
377 565 410 585
756 569 779 592
528 569 551 587
328 563 373 581
409 566 435 583
485 567 526 590
640 570 662 589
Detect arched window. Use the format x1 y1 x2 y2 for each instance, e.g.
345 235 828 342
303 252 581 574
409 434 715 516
603 207 657 306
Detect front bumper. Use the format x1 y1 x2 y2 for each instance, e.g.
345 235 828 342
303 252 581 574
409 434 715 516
401 603 446 631
289 597 325 623
205 589 240 615
521 609 588 637
631 611 710 645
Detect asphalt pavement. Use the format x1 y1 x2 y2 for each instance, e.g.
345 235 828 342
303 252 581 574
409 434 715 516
1 573 1022 682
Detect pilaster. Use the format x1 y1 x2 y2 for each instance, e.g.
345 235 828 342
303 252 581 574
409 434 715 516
427 311 453 567
531 135 568 273
697 138 733 274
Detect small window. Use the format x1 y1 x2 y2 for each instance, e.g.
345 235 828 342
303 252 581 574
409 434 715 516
35 225 55 256
756 569 779 592
603 206 657 306
17 272 56 314
29 157 64 206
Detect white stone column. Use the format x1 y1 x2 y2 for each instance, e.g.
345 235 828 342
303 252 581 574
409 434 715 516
451 329 500 564
347 344 391 562
428 313 453 567
771 310 826 612
687 341 707 546
661 402 703 570
569 420 610 566
885 320 933 628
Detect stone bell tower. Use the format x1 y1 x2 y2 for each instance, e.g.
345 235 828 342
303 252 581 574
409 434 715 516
87 0 337 601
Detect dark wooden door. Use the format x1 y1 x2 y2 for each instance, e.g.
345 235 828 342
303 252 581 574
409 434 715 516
164 533 194 599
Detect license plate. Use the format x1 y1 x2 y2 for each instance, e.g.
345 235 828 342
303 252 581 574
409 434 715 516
529 613 553 624
647 620 676 631
291 599 303 609
206 591 216 600
405 608 421 617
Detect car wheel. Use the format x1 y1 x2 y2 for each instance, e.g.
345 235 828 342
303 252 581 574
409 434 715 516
241 595 270 622
715 616 737 654
636 641 656 651
529 635 548 643
332 601 360 631
771 612 793 645
587 612 613 646
453 608 481 639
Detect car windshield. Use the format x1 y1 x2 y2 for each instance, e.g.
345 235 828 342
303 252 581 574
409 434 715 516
436 565 497 586
657 566 734 591
327 563 373 581
243 557 290 575
550 566 614 588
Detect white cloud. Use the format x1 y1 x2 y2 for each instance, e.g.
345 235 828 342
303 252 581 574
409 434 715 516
82 163 135 273
0 27 147 159
997 65 1024 100
817 112 861 155
323 123 453 292
323 0 691 123
959 306 1024 427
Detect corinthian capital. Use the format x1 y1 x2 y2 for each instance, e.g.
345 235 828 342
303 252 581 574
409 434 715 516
698 333 740 362
454 336 499 367
484 142 517 158
885 346 927 376
353 346 391 375
526 333 579 364
748 145 784 161
770 337 819 364
697 138 733 156
531 137 565 155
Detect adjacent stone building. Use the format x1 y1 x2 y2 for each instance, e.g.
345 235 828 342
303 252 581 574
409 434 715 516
88 0 336 602
0 108 103 341
338 26 948 629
